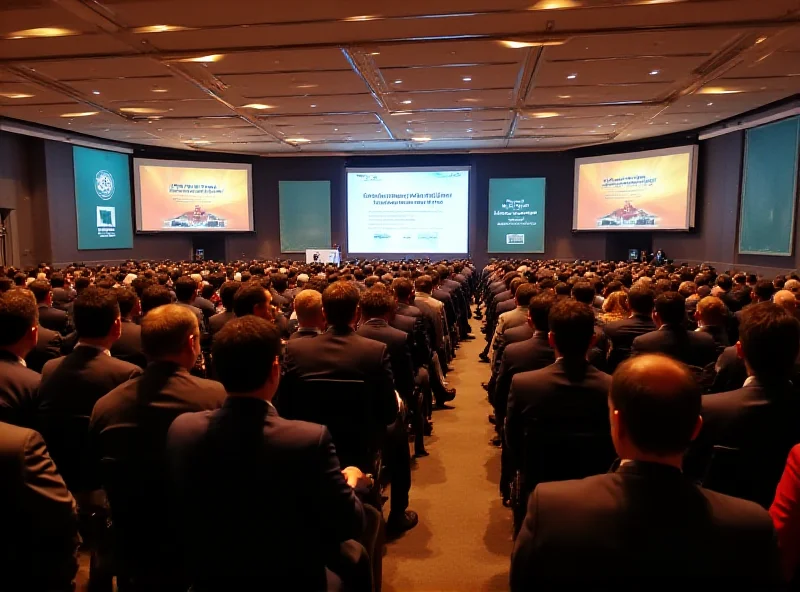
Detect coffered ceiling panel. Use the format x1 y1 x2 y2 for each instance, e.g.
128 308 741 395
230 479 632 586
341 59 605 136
0 0 798 154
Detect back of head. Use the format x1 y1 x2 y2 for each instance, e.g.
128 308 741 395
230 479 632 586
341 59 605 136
174 276 197 302
213 316 281 393
73 286 120 338
233 282 268 318
654 292 686 326
716 274 733 291
115 287 139 318
415 275 433 294
548 299 596 359
0 289 37 348
785 279 800 294
739 302 800 384
754 279 775 302
392 277 414 302
774 290 797 312
528 292 555 332
678 281 697 299
696 296 727 327
50 273 65 288
141 304 199 360
271 273 288 293
628 285 655 316
219 280 242 311
611 355 701 456
571 281 595 305
294 289 323 324
141 284 173 315
515 283 537 308
28 279 51 304
322 281 360 328
360 287 395 320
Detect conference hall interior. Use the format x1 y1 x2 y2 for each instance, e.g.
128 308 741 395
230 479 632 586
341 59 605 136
3 0 800 590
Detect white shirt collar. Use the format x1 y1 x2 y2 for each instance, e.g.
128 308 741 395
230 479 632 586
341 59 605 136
75 342 111 356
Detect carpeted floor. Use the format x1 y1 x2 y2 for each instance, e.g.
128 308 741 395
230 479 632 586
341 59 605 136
383 316 513 592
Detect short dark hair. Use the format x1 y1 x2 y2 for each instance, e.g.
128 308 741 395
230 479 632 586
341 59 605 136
75 276 91 292
739 302 800 383
754 279 775 302
28 280 51 303
611 355 701 455
716 274 733 291
141 304 199 359
174 276 197 302
515 283 538 307
654 292 686 326
321 281 360 327
219 280 242 311
392 277 414 302
115 287 139 318
73 286 120 338
271 273 288 293
528 293 555 333
141 284 173 315
233 282 269 317
200 283 215 299
0 277 13 293
415 275 433 294
0 289 37 347
360 288 395 319
50 273 65 288
571 282 595 305
548 300 596 358
628 285 655 315
213 316 282 393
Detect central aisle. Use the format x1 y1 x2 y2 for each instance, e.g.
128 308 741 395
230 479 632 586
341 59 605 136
383 316 514 592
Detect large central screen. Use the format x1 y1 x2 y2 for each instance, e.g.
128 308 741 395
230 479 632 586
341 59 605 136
347 167 470 254
573 145 698 231
134 159 253 232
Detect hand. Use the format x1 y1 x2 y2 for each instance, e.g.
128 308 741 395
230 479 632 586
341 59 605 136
341 466 364 489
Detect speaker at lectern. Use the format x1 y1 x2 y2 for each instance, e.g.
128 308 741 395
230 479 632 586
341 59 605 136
306 249 341 264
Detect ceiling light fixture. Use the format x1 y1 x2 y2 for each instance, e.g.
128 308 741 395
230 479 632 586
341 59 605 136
412 136 431 142
344 15 379 21
92 90 101 95
698 87 743 95
0 92 34 99
499 39 567 49
242 103 275 109
394 80 403 84
707 102 714 106
529 0 581 9
286 138 311 143
334 128 339 131
132 25 192 34
174 54 224 63
151 88 169 93
295 83 318 89
529 111 560 118
462 76 472 82
392 111 411 116
649 70 660 75
183 139 211 145
567 73 577 79
401 100 412 105
310 104 317 108
756 36 767 44
120 107 166 114
60 111 98 118
558 95 571 99
6 27 79 39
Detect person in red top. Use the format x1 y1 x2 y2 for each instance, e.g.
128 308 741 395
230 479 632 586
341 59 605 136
771 444 800 583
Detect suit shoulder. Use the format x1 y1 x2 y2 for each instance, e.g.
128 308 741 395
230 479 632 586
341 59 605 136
0 421 37 455
41 355 65 375
699 486 774 530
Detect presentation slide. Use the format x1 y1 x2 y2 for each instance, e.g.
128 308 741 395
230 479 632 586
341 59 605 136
488 178 546 253
573 146 698 231
279 180 332 253
134 159 253 232
347 167 470 254
73 146 133 250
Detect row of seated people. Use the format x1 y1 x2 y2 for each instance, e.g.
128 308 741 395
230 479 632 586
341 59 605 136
472 259 800 588
0 258 477 592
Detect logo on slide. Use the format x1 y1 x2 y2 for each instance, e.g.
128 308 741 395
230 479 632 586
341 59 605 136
506 234 525 245
95 170 115 200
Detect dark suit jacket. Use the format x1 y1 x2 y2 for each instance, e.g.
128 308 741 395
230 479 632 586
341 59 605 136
506 359 612 469
167 397 365 591
712 345 748 393
208 310 235 337
51 287 74 311
193 296 216 325
0 351 41 429
38 304 69 335
281 327 398 428
39 346 142 490
390 311 431 370
494 333 555 421
177 302 205 332
288 327 321 340
632 325 717 368
89 361 226 573
110 320 147 369
604 313 657 371
26 325 63 373
0 422 79 591
698 324 731 356
511 461 781 590
358 319 415 400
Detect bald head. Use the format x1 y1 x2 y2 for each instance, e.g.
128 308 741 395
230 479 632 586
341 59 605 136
784 279 800 294
774 290 797 311
610 354 702 457
141 303 199 360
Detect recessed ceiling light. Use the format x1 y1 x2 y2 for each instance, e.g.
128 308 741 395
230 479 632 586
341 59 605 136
649 70 660 75
295 83 318 89
391 111 411 116
344 15 379 21
567 73 577 79
401 100 412 105
310 104 317 108
60 111 98 118
462 76 472 82
151 88 168 93
530 111 560 118
287 138 311 143
412 136 431 142
183 139 211 145
707 102 714 106
334 128 339 131
756 36 767 44
499 39 567 49
393 79 403 84
529 0 581 8
0 92 34 99
6 27 79 39
92 90 100 95
698 87 743 95
132 25 192 34
120 107 166 114
467 128 474 132
369 52 381 56
558 95 571 99
174 54 224 63
242 103 275 110
459 98 480 103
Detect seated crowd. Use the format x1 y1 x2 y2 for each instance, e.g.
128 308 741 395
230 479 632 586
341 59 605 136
3 256 800 589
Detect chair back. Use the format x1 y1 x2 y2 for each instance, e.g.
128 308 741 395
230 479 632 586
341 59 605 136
702 443 790 510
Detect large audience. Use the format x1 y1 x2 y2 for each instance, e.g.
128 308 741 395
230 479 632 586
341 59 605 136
2 257 800 590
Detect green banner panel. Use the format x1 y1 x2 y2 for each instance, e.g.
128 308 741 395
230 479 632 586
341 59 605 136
487 177 546 253
279 180 332 253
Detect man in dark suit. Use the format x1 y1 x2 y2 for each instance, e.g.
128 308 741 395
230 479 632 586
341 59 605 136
0 421 80 591
233 281 291 337
50 272 75 311
110 287 146 368
691 303 800 509
694 295 731 356
604 284 657 372
38 286 142 492
193 283 217 326
282 281 417 536
289 288 326 340
0 289 42 428
168 316 370 591
632 291 717 368
506 300 612 499
511 354 781 590
174 275 206 333
208 280 240 338
29 279 70 335
90 304 226 591
716 273 743 313
26 323 62 373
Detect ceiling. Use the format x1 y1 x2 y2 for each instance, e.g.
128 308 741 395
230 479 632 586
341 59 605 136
1 0 799 155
